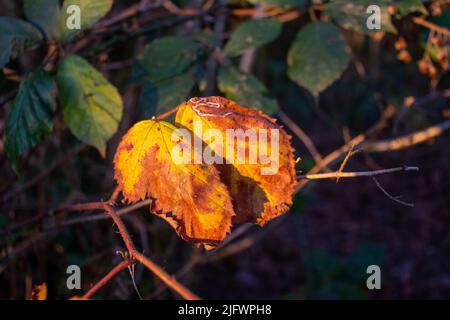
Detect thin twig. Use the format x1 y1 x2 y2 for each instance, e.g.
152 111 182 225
297 166 419 180
156 106 180 120
336 145 356 183
278 110 331 172
372 177 414 207
82 260 131 299
295 104 397 193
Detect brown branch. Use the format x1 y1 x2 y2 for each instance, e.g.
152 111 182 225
58 202 200 300
82 260 131 299
364 120 450 153
298 166 419 180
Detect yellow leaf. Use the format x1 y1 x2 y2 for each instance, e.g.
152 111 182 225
175 97 297 226
114 120 235 247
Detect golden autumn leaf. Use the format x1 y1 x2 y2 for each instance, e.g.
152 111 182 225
30 283 47 300
175 97 297 226
114 120 235 246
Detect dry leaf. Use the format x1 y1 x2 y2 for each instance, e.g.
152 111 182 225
114 97 297 248
175 96 297 226
114 120 235 246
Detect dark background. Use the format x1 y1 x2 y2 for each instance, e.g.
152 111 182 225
0 0 449 299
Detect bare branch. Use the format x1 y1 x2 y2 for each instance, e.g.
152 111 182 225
298 166 419 180
364 120 450 153
59 202 201 300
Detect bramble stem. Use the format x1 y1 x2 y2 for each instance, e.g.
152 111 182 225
59 202 201 300
298 166 419 180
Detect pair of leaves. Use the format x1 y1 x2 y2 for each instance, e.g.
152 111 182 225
5 55 123 171
22 0 113 41
114 97 297 248
0 0 113 67
134 22 281 117
288 21 351 97
287 1 399 96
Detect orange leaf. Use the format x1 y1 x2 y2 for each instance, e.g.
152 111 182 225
175 97 297 226
114 120 235 247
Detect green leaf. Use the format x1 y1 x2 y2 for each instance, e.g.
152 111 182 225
4 69 56 172
395 0 428 17
138 36 203 83
57 54 123 156
24 0 61 39
59 0 113 42
218 64 278 114
224 19 282 57
287 22 350 96
140 69 197 118
324 0 397 34
0 17 43 68
249 0 308 9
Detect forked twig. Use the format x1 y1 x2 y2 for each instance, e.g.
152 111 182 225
335 144 356 183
